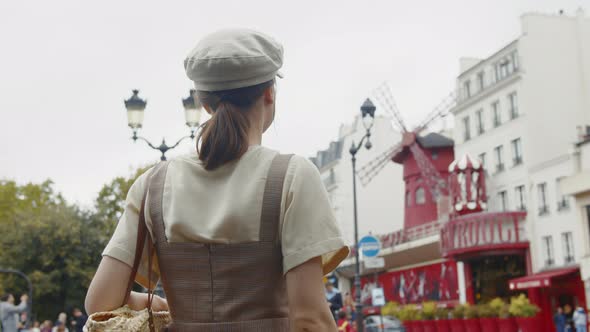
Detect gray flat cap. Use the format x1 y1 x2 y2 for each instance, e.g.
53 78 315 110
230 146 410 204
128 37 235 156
184 29 283 92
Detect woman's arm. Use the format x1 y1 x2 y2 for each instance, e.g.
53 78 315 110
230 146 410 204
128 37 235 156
286 257 337 332
85 256 168 314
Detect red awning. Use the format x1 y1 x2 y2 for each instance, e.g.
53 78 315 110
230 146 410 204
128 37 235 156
509 267 579 290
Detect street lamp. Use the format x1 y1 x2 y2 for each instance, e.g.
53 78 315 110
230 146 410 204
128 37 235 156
349 98 376 332
0 268 33 326
124 89 203 161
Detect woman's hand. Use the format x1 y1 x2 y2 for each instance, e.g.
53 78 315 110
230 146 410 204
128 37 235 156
152 295 169 312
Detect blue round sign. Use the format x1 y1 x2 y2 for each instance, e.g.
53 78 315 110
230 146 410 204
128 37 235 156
359 235 381 258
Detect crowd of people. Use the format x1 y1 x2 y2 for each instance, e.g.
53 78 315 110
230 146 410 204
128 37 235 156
554 305 588 332
325 282 358 331
0 293 87 332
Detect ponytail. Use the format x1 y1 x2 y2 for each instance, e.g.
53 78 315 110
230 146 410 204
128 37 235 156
196 80 274 170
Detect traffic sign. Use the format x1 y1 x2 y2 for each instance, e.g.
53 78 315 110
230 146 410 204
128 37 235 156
372 287 386 306
359 235 381 257
364 257 385 269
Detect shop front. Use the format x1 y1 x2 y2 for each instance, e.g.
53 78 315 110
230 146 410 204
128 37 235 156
509 267 587 332
441 210 530 304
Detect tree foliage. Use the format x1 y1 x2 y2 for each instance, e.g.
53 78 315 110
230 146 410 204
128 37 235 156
0 166 149 321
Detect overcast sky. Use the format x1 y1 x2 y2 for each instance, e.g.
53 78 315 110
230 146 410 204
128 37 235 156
0 0 586 208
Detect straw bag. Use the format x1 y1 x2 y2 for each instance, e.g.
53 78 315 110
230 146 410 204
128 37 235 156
85 188 171 332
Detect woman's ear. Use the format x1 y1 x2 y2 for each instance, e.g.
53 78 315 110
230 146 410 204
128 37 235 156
263 85 275 105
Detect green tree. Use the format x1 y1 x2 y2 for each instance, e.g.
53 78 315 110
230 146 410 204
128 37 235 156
94 166 150 238
0 166 150 321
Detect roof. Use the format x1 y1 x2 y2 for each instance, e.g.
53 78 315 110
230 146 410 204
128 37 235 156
310 139 344 170
416 132 454 148
508 267 579 290
458 39 519 78
392 132 454 164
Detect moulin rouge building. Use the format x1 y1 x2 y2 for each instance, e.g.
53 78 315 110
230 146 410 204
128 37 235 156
314 10 590 331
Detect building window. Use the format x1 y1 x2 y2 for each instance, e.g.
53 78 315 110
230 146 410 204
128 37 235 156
492 101 501 127
477 71 485 91
476 109 485 135
463 116 471 141
511 138 523 166
515 185 526 211
562 232 575 264
509 92 519 119
556 177 570 211
464 80 471 98
406 191 411 207
479 153 486 167
538 182 549 215
415 187 425 205
431 150 439 160
511 51 519 70
543 236 555 267
494 145 504 173
499 191 508 211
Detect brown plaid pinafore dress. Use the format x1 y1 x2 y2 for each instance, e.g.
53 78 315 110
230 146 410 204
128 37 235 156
147 154 292 331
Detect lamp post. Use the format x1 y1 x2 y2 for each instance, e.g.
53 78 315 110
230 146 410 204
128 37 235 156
349 98 376 332
0 268 33 326
124 89 203 160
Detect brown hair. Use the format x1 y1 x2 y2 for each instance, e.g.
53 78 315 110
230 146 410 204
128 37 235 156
196 80 274 170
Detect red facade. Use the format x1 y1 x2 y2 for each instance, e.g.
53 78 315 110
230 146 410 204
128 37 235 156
392 133 455 230
360 261 459 306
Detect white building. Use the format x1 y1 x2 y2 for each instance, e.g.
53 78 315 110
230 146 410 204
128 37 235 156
562 131 590 298
310 115 405 248
451 8 590 310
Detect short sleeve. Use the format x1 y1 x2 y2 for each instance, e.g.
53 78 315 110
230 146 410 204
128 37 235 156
281 156 349 275
102 168 160 289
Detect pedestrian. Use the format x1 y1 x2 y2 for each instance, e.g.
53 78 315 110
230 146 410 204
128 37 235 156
85 28 349 332
326 282 343 320
51 313 66 332
573 307 587 332
30 321 40 332
337 310 355 332
0 294 28 332
343 292 356 321
39 321 52 332
50 322 66 332
554 307 566 332
69 308 86 332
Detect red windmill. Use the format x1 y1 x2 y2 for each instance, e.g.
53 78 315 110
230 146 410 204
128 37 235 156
358 83 458 230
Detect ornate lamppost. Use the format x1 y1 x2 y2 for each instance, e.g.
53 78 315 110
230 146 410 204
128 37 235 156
0 268 33 326
349 98 376 332
124 89 203 160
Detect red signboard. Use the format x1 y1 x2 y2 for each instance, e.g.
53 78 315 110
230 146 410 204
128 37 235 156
440 211 528 257
360 261 459 305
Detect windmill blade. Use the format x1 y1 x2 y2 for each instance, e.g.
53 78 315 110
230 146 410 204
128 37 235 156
373 82 408 133
408 142 449 199
357 142 402 186
413 91 457 134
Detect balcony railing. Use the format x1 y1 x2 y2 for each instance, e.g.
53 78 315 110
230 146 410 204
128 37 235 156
513 157 523 166
545 258 555 267
538 205 550 216
349 221 442 257
495 163 505 173
565 256 575 264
